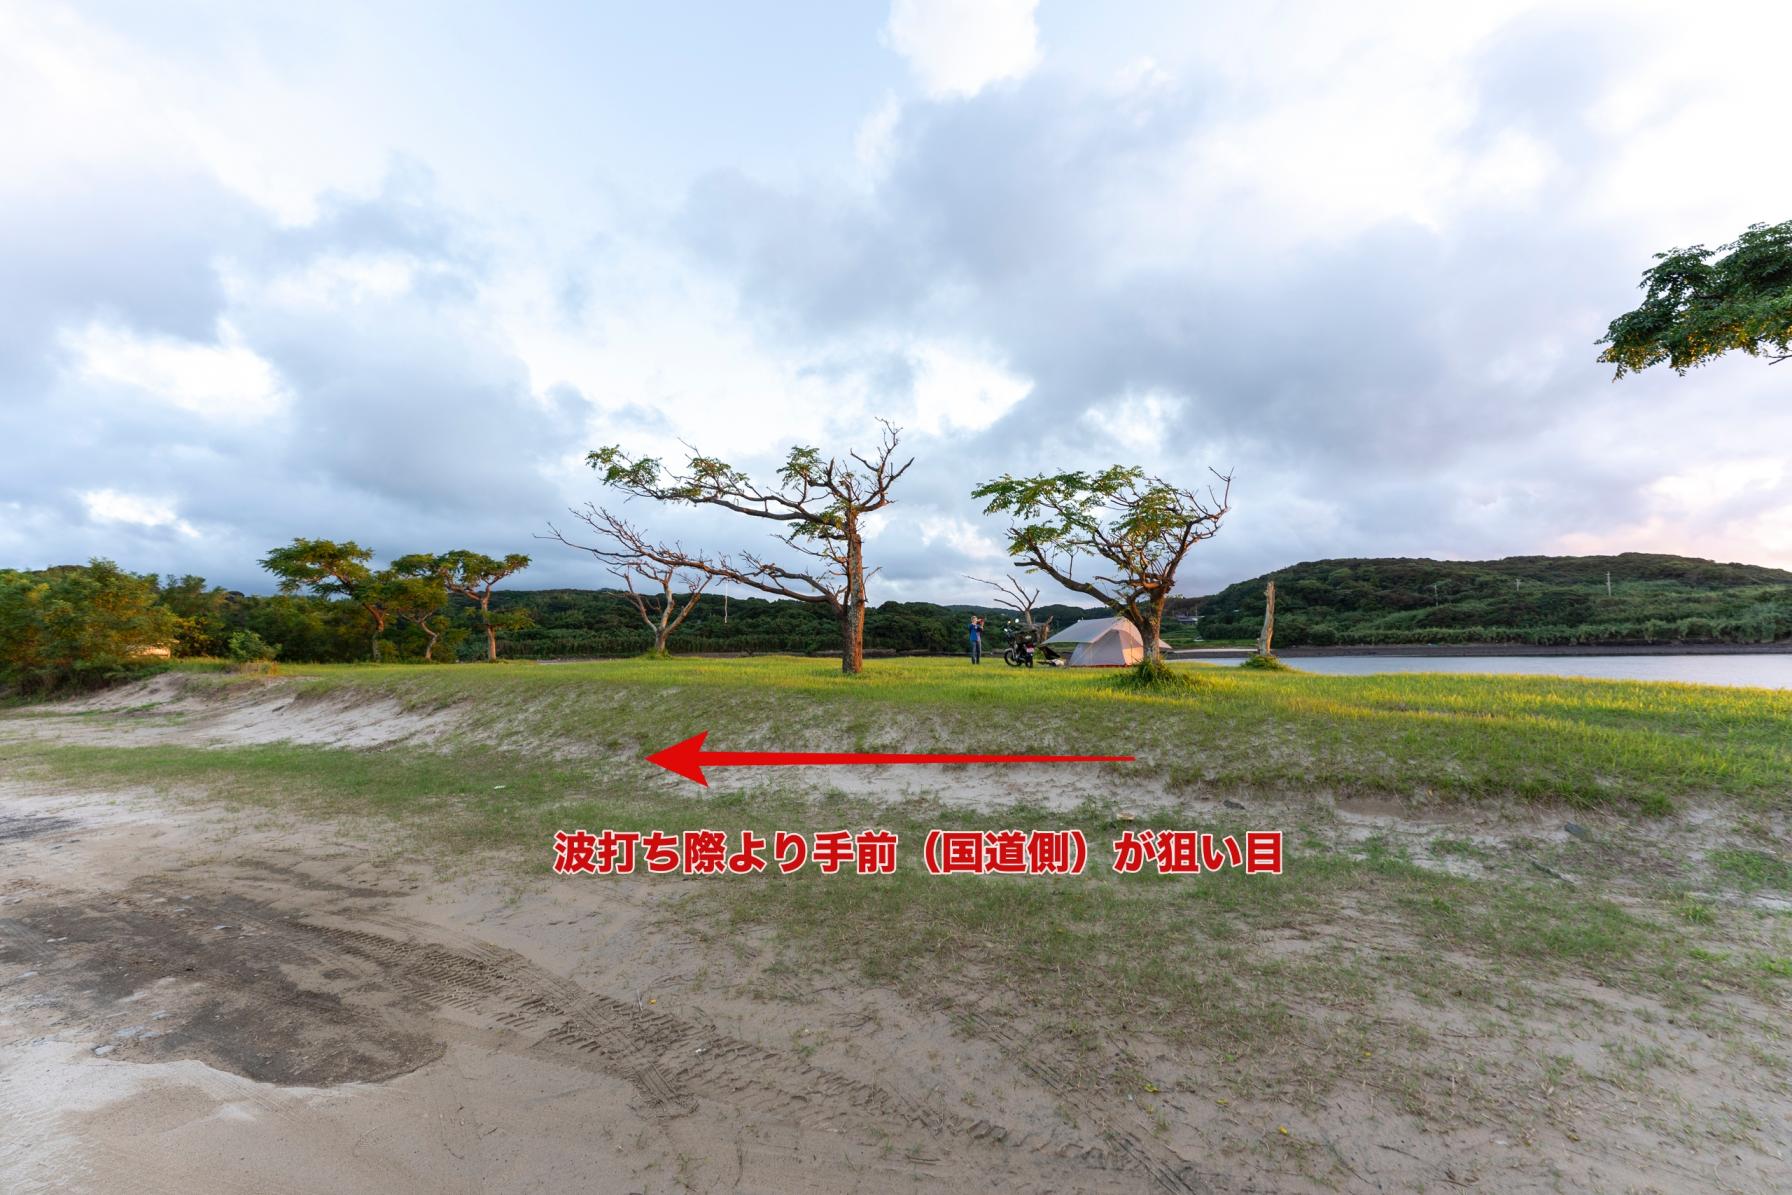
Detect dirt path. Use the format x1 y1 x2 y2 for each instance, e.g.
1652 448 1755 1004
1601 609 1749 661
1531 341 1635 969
0 782 1226 1194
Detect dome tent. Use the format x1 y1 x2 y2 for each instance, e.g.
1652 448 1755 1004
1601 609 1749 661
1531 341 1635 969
1043 617 1172 667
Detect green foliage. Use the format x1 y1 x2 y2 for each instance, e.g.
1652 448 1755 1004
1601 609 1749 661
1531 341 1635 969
1239 653 1292 671
226 630 281 662
1599 219 1792 376
972 465 1229 660
259 538 374 597
1104 655 1205 692
0 560 179 692
1194 553 1792 646
479 590 1104 659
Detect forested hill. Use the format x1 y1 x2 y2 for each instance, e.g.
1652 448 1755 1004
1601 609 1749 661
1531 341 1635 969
1189 553 1792 646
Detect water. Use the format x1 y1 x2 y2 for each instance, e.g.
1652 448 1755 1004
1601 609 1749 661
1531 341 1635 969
1200 653 1792 689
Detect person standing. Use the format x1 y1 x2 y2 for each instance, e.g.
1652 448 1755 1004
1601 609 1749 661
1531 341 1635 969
968 615 983 664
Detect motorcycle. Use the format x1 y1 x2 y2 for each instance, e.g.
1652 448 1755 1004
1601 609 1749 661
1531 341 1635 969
1003 627 1065 668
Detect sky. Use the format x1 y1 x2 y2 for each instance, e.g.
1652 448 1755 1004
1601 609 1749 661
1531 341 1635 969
3 0 1790 604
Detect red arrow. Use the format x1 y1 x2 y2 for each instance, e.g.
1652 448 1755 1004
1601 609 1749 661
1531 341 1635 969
646 731 1134 787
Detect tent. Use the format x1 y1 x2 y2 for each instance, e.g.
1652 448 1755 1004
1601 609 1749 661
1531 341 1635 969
1043 617 1171 667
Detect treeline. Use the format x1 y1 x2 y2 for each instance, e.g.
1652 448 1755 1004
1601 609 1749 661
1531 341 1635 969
1194 553 1792 646
486 590 1099 658
0 558 1105 692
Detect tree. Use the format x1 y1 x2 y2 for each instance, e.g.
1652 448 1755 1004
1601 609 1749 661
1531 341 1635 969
1256 580 1276 658
586 422 913 674
157 575 235 657
259 539 389 662
384 558 454 661
1598 219 1792 377
972 466 1232 670
545 508 710 655
965 574 1056 646
0 560 180 691
431 550 532 662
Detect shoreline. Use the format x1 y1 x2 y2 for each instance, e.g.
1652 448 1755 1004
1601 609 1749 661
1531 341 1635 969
1171 641 1792 659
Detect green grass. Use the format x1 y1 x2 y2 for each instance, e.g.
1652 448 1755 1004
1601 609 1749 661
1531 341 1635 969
211 655 1792 813
1708 848 1792 893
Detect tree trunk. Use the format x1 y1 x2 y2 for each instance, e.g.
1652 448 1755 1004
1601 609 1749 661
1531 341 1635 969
653 625 670 654
1257 581 1276 657
839 527 867 674
1143 602 1166 664
839 604 865 674
422 625 439 661
482 596 498 662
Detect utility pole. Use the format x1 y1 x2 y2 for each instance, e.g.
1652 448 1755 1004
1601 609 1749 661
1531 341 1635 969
1606 571 1612 597
1433 581 1440 607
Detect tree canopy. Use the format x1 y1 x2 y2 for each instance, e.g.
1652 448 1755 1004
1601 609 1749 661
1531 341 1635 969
972 465 1231 665
1598 219 1792 377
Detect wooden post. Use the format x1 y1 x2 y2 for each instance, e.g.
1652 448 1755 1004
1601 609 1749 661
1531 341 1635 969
1257 580 1276 657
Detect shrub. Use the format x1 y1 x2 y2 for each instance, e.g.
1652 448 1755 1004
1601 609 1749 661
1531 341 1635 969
227 630 281 662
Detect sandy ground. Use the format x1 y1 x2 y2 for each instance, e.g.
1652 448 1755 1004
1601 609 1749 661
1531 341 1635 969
3 780 1205 1193
2 676 1789 1194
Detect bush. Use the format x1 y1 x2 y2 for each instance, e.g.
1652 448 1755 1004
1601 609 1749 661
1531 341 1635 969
1104 656 1205 692
227 630 281 662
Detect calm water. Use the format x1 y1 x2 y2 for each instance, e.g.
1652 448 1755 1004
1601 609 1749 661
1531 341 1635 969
1204 653 1792 689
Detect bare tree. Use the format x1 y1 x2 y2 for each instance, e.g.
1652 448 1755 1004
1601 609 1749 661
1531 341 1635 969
585 422 913 675
545 509 710 656
965 574 1056 646
1256 580 1276 658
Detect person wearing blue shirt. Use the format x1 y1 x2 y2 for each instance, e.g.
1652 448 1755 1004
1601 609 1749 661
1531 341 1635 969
968 615 983 664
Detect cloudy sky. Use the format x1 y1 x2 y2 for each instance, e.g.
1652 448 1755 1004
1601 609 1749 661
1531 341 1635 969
4 0 1789 602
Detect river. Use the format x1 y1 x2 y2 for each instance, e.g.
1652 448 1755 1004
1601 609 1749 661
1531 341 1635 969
1202 653 1792 689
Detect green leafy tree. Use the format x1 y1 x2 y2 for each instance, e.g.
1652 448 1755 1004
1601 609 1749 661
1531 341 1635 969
259 539 389 662
430 550 532 661
585 421 912 674
383 559 455 661
157 574 236 656
1599 219 1792 376
972 466 1231 670
0 560 180 691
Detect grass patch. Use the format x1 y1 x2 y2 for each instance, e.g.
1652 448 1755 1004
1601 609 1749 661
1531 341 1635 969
135 655 1792 815
1708 848 1792 893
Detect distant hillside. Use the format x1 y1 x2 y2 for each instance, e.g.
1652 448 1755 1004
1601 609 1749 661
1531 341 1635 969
1189 553 1792 647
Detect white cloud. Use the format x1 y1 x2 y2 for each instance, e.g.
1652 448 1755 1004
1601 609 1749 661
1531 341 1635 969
81 489 199 538
883 0 1040 99
907 343 1032 435
62 321 289 420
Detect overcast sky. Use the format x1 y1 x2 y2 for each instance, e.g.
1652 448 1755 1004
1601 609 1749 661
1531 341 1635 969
4 0 1789 603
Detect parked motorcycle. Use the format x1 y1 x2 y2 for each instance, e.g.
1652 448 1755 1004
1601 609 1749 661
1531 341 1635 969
1003 627 1065 667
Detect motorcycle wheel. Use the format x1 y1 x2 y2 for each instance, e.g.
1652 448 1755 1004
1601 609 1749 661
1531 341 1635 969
1003 649 1024 667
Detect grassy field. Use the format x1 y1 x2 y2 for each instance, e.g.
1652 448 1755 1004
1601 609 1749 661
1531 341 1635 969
4 656 1789 1163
